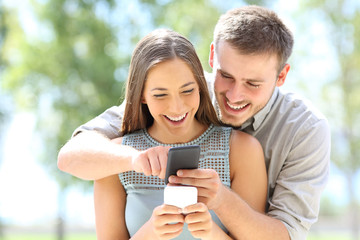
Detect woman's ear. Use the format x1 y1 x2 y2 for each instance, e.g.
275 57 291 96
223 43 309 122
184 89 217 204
141 97 147 104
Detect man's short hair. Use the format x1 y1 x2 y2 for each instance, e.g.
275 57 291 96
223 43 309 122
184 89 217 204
214 5 294 72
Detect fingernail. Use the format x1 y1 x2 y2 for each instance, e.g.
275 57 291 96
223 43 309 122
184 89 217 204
177 170 183 176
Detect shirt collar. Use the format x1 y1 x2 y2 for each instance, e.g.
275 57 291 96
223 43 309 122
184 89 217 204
240 87 279 131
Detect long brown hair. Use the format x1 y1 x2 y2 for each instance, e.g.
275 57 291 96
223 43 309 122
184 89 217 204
121 29 219 135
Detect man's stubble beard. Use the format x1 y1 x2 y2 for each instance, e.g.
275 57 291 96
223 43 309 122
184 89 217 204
215 100 243 129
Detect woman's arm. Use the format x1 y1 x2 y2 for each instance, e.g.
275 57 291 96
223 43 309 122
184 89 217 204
228 129 268 212
94 174 129 240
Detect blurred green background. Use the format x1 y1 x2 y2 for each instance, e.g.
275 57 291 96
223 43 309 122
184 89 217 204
0 0 359 239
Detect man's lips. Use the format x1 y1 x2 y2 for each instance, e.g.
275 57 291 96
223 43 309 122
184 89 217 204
226 101 249 110
222 95 250 112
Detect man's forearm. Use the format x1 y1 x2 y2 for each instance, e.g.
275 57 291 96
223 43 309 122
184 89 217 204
57 131 137 180
215 187 290 240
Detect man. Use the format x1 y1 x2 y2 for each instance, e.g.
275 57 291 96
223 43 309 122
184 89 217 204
58 5 330 240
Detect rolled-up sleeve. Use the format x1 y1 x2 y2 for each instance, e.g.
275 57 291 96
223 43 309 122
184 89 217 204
72 105 125 139
267 118 331 239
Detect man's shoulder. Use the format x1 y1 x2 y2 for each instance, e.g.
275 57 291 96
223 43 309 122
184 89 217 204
262 89 330 138
275 89 327 123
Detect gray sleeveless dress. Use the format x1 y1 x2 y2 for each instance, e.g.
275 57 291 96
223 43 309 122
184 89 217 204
119 124 232 239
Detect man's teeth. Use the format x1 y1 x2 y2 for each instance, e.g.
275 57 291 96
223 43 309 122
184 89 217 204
166 113 186 121
227 102 248 110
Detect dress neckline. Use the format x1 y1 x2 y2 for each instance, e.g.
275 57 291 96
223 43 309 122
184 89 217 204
143 124 214 147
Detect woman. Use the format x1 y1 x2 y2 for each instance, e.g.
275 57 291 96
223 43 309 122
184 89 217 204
94 29 267 239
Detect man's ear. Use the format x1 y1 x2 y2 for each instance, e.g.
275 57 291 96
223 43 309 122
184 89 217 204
209 42 215 69
276 64 290 87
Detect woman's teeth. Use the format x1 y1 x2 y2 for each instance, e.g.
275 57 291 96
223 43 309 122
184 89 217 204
166 113 186 121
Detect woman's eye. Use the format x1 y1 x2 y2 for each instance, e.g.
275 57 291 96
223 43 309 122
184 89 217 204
182 88 194 94
153 94 167 98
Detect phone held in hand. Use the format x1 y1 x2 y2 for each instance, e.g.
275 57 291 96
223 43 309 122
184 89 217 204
165 145 200 184
164 186 197 209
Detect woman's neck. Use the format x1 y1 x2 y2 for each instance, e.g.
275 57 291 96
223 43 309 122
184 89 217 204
147 121 208 145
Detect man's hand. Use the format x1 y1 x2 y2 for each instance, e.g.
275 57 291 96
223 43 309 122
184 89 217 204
167 169 225 210
131 146 171 179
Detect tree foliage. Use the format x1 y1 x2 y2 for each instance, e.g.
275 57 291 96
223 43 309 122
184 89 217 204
0 0 228 189
299 0 360 172
1 0 277 188
2 0 123 189
298 0 360 238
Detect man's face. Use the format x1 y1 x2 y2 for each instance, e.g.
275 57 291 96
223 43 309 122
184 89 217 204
210 40 288 128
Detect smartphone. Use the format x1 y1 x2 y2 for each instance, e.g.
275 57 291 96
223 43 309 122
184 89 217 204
164 186 197 208
165 145 200 184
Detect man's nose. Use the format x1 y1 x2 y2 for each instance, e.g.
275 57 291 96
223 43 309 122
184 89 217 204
226 82 245 103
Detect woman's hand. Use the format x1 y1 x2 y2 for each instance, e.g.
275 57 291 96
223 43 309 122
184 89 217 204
147 204 185 240
168 168 225 210
183 202 213 240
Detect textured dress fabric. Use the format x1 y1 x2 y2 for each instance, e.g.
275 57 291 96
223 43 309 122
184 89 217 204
119 124 232 239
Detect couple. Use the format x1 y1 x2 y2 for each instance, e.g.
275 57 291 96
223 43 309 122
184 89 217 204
58 5 330 240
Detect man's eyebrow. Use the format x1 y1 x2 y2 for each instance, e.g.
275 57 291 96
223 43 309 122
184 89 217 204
218 69 264 82
218 69 234 77
244 78 265 83
150 82 195 91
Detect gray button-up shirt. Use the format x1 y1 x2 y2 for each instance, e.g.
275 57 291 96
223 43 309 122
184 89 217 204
73 83 330 240
239 88 330 239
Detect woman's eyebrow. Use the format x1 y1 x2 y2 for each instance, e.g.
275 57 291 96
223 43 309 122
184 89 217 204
151 81 195 91
150 87 167 91
180 82 196 88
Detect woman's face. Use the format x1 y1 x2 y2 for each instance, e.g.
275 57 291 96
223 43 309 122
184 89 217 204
142 58 202 143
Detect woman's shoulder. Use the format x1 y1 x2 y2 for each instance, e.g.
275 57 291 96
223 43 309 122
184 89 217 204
230 129 261 149
229 129 264 166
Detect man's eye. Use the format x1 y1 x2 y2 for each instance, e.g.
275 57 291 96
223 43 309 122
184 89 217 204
248 82 260 88
221 73 232 79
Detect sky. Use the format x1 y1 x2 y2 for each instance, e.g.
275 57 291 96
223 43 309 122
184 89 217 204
1 0 360 233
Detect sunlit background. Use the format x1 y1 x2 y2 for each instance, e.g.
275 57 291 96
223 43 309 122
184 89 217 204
0 0 359 239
